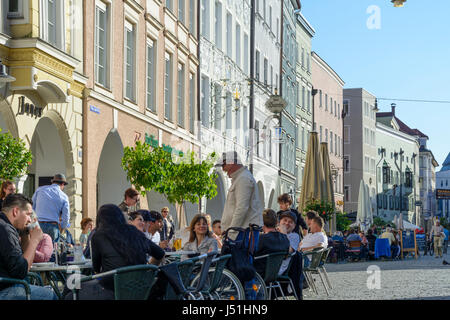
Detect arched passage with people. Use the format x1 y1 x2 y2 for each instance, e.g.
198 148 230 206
96 130 130 209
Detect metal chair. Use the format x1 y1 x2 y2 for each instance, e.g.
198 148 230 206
254 251 288 300
303 248 328 296
276 251 299 300
318 247 333 290
346 240 363 261
73 264 159 300
0 277 32 300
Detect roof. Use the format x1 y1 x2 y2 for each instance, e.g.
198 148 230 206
376 112 426 137
441 153 450 172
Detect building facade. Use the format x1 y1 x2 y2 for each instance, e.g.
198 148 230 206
295 11 314 208
0 0 85 235
436 153 450 220
417 132 439 222
279 0 300 202
375 116 420 224
343 88 377 215
83 0 200 228
311 52 344 212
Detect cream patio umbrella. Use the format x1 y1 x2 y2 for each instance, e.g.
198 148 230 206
398 212 404 230
356 180 367 232
298 132 325 214
320 142 335 234
364 183 373 230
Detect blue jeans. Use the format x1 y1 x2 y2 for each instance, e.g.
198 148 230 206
40 223 60 243
0 284 57 300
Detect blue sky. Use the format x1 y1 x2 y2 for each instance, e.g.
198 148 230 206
301 0 450 168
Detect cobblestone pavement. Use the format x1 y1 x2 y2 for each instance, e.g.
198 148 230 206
303 250 450 300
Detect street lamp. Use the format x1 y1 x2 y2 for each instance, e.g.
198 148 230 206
376 147 386 217
391 0 406 7
0 60 16 87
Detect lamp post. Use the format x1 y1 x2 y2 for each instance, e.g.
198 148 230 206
376 147 386 217
394 148 404 216
311 87 318 131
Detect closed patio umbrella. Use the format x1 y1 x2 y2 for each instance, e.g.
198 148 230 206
320 142 335 234
393 215 398 228
356 180 367 232
398 212 404 230
299 132 325 213
364 184 373 231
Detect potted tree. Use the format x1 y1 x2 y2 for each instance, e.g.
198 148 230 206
0 128 32 185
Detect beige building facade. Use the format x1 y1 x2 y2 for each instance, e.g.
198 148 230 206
311 52 344 211
83 0 200 227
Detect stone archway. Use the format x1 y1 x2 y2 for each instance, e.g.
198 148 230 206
96 129 130 209
268 189 276 210
0 98 19 137
257 181 265 209
206 172 227 222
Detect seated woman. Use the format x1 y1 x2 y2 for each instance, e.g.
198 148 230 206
128 211 145 233
181 214 218 261
64 204 165 300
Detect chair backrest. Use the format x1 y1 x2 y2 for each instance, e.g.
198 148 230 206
114 264 159 300
320 247 332 265
207 254 232 292
305 249 325 269
255 251 287 283
348 240 362 248
192 251 218 292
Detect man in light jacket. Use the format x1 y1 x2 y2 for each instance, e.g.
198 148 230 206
216 151 263 239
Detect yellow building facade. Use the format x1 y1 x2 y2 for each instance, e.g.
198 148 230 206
0 0 85 237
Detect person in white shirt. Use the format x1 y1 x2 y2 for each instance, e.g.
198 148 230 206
299 216 328 267
216 151 263 239
277 211 300 275
147 211 168 249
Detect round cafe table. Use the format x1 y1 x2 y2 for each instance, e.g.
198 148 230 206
30 260 93 299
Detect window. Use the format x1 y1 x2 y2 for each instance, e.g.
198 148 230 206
330 131 333 153
302 86 305 108
325 129 328 144
146 39 156 112
235 23 241 68
42 0 64 49
344 186 350 202
189 0 196 34
201 0 210 39
325 94 328 111
307 52 310 72
307 90 311 112
301 47 305 66
330 97 333 114
344 126 350 144
319 125 323 143
215 1 222 50
124 21 136 102
338 104 340 119
244 33 249 74
255 50 260 80
235 99 241 140
225 92 232 136
343 99 349 116
164 52 173 120
95 2 110 88
178 0 185 24
166 0 173 12
344 156 350 172
213 83 222 130
189 73 195 133
177 63 185 127
8 0 23 18
201 75 210 127
263 58 268 85
226 12 232 57
269 5 272 29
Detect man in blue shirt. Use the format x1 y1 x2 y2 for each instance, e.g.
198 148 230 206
32 174 70 242
443 227 449 255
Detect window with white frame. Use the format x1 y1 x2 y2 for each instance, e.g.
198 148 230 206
189 0 196 34
226 12 232 57
177 63 185 127
201 0 210 39
146 38 156 112
215 1 222 50
166 0 173 12
225 92 232 136
235 23 241 68
263 58 268 85
344 186 350 202
178 0 185 25
95 1 110 88
189 73 195 133
41 0 64 49
201 75 210 128
344 155 350 172
164 52 173 120
330 131 333 153
344 126 350 144
244 33 249 74
8 0 23 18
124 20 136 102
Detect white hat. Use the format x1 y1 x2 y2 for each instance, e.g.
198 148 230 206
215 151 243 167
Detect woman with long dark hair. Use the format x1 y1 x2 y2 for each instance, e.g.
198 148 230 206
181 214 218 261
64 204 165 300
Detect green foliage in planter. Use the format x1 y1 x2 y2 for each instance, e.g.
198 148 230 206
303 199 334 222
121 141 218 206
0 128 32 182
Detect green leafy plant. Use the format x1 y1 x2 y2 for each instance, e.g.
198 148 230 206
0 128 32 182
121 141 218 212
303 199 335 222
336 211 352 232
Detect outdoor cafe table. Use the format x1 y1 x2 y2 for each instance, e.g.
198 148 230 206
30 260 93 298
374 238 391 259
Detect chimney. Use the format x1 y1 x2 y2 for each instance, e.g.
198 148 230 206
391 103 396 116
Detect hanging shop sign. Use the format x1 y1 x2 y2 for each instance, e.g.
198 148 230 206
16 96 43 118
144 133 185 157
436 189 450 200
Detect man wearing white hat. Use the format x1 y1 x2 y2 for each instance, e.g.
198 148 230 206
216 151 263 239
